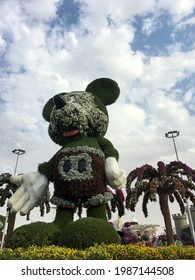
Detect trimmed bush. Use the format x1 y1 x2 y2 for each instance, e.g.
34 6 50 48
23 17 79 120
58 217 120 249
6 222 60 249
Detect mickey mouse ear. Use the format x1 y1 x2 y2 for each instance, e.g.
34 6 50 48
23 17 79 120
42 98 53 122
42 78 120 121
85 78 120 106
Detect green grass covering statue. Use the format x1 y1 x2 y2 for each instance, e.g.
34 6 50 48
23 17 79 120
6 78 126 249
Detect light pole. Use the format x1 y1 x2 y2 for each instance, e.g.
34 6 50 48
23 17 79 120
165 131 180 161
165 130 195 244
7 149 26 234
0 149 25 249
12 149 26 175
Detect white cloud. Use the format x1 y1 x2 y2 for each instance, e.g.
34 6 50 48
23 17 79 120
0 1 21 30
157 0 195 20
21 0 59 21
177 15 195 29
78 0 157 20
0 36 6 50
141 17 157 36
139 50 195 90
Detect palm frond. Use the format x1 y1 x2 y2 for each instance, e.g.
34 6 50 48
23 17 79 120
173 191 185 214
142 190 150 217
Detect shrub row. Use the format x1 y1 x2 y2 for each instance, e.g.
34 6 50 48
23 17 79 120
0 243 195 260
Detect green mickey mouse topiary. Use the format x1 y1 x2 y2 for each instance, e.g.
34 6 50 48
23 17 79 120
6 78 126 248
58 217 120 249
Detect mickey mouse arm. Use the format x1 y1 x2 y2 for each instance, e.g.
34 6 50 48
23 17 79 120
98 137 119 159
98 137 126 189
38 155 56 182
7 172 49 215
105 157 126 189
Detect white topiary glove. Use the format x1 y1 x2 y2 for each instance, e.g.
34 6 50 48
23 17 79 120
7 172 48 215
105 157 126 190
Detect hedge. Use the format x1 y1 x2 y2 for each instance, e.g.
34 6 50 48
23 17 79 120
0 243 194 260
58 217 120 249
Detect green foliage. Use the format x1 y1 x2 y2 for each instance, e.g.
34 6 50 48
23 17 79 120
87 204 107 220
58 217 120 249
6 222 60 249
85 78 120 106
38 160 54 182
0 244 194 260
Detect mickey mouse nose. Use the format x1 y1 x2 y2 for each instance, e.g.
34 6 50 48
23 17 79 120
53 94 66 109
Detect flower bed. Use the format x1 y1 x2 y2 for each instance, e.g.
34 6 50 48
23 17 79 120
0 243 194 260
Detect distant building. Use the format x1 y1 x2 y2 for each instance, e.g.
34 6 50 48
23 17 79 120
172 205 195 236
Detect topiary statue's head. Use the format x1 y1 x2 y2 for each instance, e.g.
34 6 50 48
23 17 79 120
42 78 120 146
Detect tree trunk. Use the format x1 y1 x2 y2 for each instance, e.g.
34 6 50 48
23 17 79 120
6 212 16 237
159 192 174 245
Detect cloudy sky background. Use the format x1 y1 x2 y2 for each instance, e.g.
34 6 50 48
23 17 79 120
1 0 195 233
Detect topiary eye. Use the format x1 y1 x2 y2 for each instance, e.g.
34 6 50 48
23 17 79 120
63 160 71 172
78 159 86 172
53 94 66 109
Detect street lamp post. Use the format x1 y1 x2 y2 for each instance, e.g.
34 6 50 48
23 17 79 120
7 149 26 235
12 149 26 175
165 131 180 161
0 149 25 249
165 130 195 244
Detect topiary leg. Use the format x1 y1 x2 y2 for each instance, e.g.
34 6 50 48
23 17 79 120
86 204 107 220
53 207 74 230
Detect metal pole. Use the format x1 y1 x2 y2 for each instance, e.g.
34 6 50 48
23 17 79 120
0 149 25 249
13 153 20 176
165 131 195 244
172 137 179 162
12 149 26 175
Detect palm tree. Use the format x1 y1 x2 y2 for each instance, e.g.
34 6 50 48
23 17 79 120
0 173 51 235
0 173 17 206
126 161 195 245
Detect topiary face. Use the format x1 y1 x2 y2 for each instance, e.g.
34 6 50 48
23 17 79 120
48 91 108 146
42 78 120 146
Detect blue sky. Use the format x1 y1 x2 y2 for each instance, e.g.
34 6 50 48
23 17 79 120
0 0 195 232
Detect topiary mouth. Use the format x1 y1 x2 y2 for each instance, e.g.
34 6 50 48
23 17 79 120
63 130 80 137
